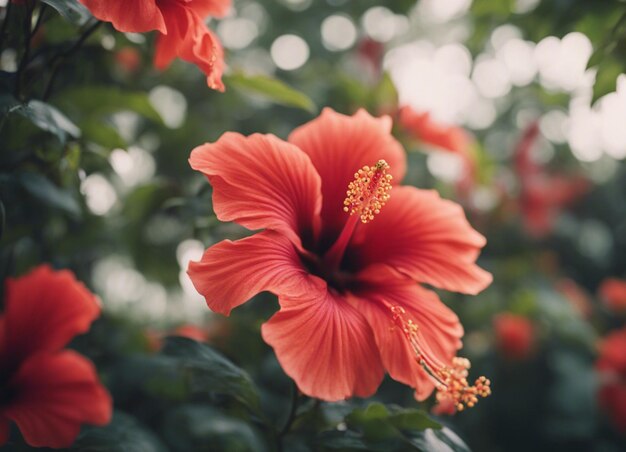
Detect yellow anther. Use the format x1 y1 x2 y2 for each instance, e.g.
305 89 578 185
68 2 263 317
343 160 392 223
389 304 491 413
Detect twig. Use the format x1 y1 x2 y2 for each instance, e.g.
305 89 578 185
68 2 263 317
0 0 14 51
42 20 101 100
31 4 48 37
14 0 35 99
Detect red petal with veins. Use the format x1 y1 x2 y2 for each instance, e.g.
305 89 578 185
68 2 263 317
288 108 406 250
262 287 384 401
352 272 463 400
190 132 322 250
188 231 323 316
347 186 492 295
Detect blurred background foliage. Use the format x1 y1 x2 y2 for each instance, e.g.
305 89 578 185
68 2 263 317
1 0 626 451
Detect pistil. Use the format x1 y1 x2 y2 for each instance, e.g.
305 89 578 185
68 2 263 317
389 304 491 412
323 160 392 270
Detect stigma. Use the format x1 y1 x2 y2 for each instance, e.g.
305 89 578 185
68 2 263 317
390 305 491 412
343 160 393 223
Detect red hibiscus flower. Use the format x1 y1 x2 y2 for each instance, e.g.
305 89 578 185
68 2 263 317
79 0 229 91
0 265 112 448
493 313 534 360
188 108 492 411
596 327 626 433
514 121 589 237
599 278 626 313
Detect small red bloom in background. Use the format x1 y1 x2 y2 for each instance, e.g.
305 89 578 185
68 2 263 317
0 265 112 448
599 278 626 313
556 278 593 318
493 313 534 360
514 121 589 237
188 108 492 411
596 327 626 434
79 0 230 91
398 106 476 192
115 47 142 74
356 37 385 78
399 106 472 157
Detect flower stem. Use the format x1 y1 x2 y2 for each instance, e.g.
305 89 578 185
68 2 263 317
276 380 299 451
0 1 14 51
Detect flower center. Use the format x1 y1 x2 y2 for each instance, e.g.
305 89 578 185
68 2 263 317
343 159 393 223
389 304 491 412
323 160 392 270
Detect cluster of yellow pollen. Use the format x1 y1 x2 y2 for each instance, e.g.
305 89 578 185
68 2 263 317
343 160 393 223
434 358 492 412
389 305 491 412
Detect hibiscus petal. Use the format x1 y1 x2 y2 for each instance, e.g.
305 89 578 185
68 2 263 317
188 231 323 316
348 186 492 295
4 351 112 449
189 132 322 250
1 265 100 365
154 5 226 91
288 108 407 250
261 289 385 401
399 106 471 156
78 0 166 33
188 0 231 18
352 274 463 400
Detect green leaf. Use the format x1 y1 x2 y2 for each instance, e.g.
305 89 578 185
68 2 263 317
388 411 442 432
18 171 81 217
41 0 92 26
56 87 164 124
162 405 266 452
71 412 167 452
321 403 443 450
592 60 623 103
227 73 317 113
12 100 81 144
161 337 261 413
318 430 378 450
347 403 441 432
408 427 472 452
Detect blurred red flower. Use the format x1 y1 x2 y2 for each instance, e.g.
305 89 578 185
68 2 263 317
399 106 472 157
398 106 476 192
79 0 229 91
188 108 491 410
0 265 111 448
556 278 593 318
514 122 589 237
493 313 534 360
597 327 626 433
599 278 626 312
356 37 385 78
115 47 142 74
